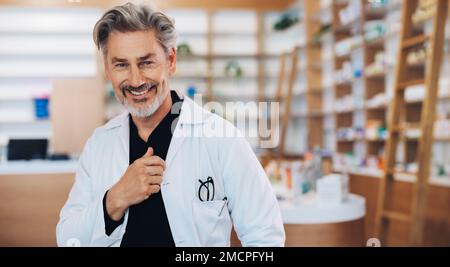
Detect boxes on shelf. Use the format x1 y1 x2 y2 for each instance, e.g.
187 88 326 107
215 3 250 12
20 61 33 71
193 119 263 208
366 120 387 141
364 20 386 42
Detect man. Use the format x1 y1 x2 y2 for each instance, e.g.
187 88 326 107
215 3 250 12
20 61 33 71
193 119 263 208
56 2 285 247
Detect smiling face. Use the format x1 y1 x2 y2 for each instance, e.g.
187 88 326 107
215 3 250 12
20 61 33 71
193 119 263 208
104 30 176 118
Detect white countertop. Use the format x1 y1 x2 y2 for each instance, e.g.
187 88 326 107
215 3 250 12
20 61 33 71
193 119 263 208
0 160 78 175
333 166 450 188
278 194 366 225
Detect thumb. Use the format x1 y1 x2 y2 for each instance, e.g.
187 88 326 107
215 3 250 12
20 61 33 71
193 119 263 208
143 147 153 158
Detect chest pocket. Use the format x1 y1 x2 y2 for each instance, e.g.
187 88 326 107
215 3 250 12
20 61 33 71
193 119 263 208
191 138 232 246
192 198 231 246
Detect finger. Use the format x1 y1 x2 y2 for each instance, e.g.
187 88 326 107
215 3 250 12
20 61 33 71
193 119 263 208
141 156 166 169
147 184 161 195
145 166 164 176
142 147 153 158
145 175 163 185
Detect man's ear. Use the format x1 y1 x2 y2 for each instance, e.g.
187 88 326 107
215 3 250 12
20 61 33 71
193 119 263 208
168 47 177 75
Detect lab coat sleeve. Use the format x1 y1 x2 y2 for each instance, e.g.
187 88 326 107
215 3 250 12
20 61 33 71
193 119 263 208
220 132 285 247
56 136 125 247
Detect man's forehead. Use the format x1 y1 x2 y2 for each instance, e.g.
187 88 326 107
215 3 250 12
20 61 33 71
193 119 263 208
106 30 162 60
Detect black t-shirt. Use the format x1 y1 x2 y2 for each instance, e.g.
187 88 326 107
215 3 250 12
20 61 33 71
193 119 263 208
102 91 182 247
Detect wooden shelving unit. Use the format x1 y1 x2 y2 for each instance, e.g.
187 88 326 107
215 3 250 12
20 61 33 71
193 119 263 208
332 0 364 157
322 0 404 174
303 0 450 246
362 0 391 172
304 1 325 150
374 0 448 246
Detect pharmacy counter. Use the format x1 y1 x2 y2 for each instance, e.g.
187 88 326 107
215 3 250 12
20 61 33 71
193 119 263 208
0 160 78 175
0 161 76 246
279 194 366 225
231 194 367 247
280 194 366 246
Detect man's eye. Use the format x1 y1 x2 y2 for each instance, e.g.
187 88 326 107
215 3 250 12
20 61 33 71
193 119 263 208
140 61 154 67
115 63 128 68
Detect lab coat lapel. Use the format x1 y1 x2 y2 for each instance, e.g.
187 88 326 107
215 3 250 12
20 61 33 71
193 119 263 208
116 112 130 179
166 96 207 169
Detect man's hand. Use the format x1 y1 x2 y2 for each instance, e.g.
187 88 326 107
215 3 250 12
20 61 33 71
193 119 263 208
106 147 165 221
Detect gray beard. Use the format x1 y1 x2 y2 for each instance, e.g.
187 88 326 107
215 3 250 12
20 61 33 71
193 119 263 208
118 88 170 118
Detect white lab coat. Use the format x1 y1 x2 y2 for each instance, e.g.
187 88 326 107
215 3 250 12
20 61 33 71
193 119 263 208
56 92 285 247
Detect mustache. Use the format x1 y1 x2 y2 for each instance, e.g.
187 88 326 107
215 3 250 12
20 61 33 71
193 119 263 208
120 83 158 95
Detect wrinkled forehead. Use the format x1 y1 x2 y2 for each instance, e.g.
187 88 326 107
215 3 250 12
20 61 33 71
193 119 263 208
105 30 164 62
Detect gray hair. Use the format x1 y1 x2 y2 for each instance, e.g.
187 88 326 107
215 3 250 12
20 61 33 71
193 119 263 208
93 2 177 56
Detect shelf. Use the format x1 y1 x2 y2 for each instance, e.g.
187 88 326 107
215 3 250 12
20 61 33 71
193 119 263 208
178 53 281 60
336 138 364 143
337 139 355 143
392 123 421 131
335 105 365 114
0 93 35 101
365 138 386 142
365 72 386 79
172 74 259 80
212 94 259 101
0 118 50 124
397 79 425 90
364 37 385 48
335 53 352 61
334 78 355 87
213 32 256 37
407 61 426 68
172 74 209 79
177 31 207 37
435 138 450 142
364 6 388 18
335 167 450 188
405 97 424 104
403 92 450 104
366 104 388 110
335 109 354 115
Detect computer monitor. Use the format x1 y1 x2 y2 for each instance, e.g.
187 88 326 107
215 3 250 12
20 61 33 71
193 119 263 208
7 139 48 161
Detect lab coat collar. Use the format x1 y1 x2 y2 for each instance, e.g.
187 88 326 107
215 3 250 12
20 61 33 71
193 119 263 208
177 94 208 126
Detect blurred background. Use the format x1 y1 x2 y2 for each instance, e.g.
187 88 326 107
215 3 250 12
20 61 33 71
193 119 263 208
0 0 449 247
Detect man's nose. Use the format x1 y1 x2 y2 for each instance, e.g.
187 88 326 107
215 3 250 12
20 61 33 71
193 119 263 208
128 65 145 87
